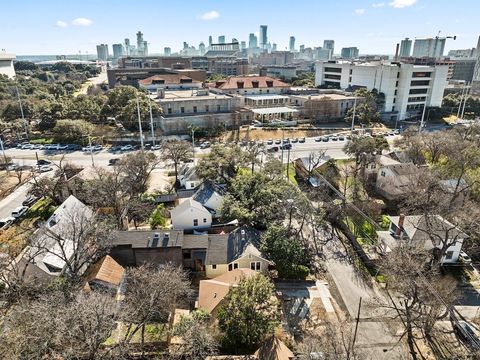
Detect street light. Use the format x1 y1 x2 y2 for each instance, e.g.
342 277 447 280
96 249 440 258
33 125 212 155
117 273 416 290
136 96 144 150
148 99 155 146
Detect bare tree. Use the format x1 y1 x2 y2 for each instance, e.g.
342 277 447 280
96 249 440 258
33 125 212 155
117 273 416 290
160 140 193 186
31 207 114 284
119 264 192 353
376 245 457 359
118 151 161 195
0 291 118 360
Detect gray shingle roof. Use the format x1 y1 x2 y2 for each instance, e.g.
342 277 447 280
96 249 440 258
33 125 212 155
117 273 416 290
193 181 226 208
113 230 184 248
205 225 262 265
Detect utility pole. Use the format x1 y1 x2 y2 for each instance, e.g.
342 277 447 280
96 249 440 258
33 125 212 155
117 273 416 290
419 104 427 132
0 136 9 173
351 297 362 355
88 135 94 167
350 97 357 134
280 130 285 166
286 146 291 181
460 83 469 119
136 96 144 150
148 100 155 146
457 82 466 119
191 128 195 161
16 86 28 140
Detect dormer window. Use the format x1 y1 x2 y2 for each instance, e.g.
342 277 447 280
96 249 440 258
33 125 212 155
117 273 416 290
237 81 244 89
266 81 273 87
252 81 259 88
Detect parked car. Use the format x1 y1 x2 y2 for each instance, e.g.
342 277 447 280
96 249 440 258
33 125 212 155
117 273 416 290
151 144 161 150
454 321 480 350
0 216 15 230
32 144 43 149
267 139 273 145
267 146 279 153
37 159 51 166
92 145 103 151
330 136 338 141
38 165 53 172
299 137 306 143
314 137 321 142
22 195 39 207
67 144 82 151
339 136 345 141
280 143 292 150
11 206 28 219
21 143 33 149
121 145 134 152
322 137 329 142
459 251 472 263
275 139 281 144
200 142 211 149
109 158 120 166
291 138 298 143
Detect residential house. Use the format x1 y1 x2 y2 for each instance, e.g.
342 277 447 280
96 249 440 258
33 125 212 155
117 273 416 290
192 181 226 216
178 163 201 190
254 336 295 360
16 195 93 280
197 268 256 315
83 255 124 293
375 163 420 200
110 230 184 267
205 225 271 278
294 155 331 187
170 198 212 231
376 214 466 263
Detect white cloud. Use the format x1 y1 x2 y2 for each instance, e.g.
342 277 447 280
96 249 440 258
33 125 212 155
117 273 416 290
199 10 220 21
372 2 385 8
355 8 365 15
72 17 93 26
56 20 68 28
389 0 417 8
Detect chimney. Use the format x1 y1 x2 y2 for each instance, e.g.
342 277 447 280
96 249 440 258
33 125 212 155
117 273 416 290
394 43 400 62
395 213 405 237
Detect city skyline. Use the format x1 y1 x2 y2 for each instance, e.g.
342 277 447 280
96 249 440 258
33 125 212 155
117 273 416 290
1 0 478 55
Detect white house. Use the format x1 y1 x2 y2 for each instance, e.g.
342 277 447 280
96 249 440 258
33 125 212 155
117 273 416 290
178 163 201 190
376 163 420 200
170 198 212 231
193 181 225 216
376 214 466 264
16 195 93 280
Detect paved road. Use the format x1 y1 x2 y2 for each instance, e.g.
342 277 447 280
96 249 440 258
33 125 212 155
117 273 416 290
0 172 50 219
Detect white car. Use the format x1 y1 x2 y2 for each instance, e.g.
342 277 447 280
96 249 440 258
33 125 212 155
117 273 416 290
92 145 103 151
11 206 28 219
459 251 472 263
121 145 134 151
21 143 33 149
38 165 53 172
151 144 161 150
0 216 15 230
200 142 211 149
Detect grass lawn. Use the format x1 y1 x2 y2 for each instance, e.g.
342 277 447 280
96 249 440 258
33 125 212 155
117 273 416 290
285 163 297 185
104 322 167 346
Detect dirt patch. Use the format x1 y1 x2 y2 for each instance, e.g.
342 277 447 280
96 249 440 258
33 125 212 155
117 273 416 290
0 172 25 200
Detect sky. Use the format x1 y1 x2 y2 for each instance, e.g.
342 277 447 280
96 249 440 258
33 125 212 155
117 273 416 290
1 0 478 56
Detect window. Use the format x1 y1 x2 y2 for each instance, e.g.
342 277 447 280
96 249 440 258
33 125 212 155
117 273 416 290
183 251 191 260
168 108 172 114
445 251 454 260
212 264 217 269
397 72 400 78
193 106 197 113
392 106 395 111
193 219 198 226
325 74 341 80
394 90 397 96
324 67 342 73
228 264 233 271
203 218 207 223
250 262 261 271
412 72 431 78
395 81 399 87
190 182 195 188
233 263 239 269
180 107 185 113
409 88 428 95
266 89 270 93
205 105 209 112
217 105 221 111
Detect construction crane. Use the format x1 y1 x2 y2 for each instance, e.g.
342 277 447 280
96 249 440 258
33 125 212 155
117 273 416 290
433 31 456 58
